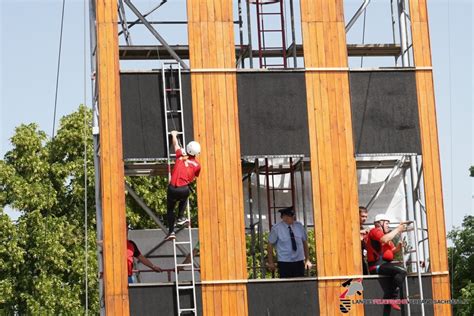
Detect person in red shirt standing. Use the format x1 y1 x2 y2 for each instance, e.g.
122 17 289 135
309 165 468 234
164 130 201 241
127 228 162 283
366 214 408 311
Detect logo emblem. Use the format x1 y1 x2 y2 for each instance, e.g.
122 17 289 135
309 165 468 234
339 278 363 313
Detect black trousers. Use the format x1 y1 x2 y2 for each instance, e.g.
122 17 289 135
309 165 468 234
167 185 190 234
278 261 305 278
362 256 369 275
370 262 407 299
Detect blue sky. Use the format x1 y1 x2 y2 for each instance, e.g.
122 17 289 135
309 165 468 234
1 0 472 231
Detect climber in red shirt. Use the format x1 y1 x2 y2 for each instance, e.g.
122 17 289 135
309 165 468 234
164 130 201 241
366 214 408 311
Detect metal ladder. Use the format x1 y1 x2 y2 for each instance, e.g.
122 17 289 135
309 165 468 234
263 157 297 230
400 220 425 316
162 62 198 315
253 0 288 68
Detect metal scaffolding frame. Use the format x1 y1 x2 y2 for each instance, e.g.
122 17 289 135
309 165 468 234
358 154 429 315
359 156 431 277
115 0 414 69
242 156 310 278
88 1 105 315
253 0 288 68
345 0 414 67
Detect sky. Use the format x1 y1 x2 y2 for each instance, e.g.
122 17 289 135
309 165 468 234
1 0 472 232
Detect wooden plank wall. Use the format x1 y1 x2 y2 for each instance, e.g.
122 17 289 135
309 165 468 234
409 1 452 314
300 1 364 315
187 1 248 315
96 0 130 315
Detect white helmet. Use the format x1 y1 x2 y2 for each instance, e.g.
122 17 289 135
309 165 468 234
186 141 201 156
374 213 391 223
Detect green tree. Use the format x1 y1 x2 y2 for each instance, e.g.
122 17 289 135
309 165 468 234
0 208 25 313
246 228 317 279
0 105 172 314
0 106 99 314
448 215 474 315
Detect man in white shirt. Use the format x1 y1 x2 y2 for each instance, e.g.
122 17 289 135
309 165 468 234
267 207 312 278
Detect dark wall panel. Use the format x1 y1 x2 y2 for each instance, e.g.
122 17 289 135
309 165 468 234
120 72 194 160
237 72 310 157
247 280 318 315
121 71 421 159
349 71 421 154
129 284 202 316
363 275 435 315
129 276 435 315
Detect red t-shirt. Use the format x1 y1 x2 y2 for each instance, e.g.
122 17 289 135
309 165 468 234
170 148 201 187
367 228 395 268
127 240 141 276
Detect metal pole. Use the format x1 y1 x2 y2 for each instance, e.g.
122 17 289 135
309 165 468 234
289 0 297 68
118 0 168 36
245 0 253 68
366 157 405 210
413 221 426 316
255 159 265 277
271 163 277 225
278 0 287 68
255 0 264 68
402 166 417 272
345 0 371 33
118 0 132 45
88 0 105 314
390 0 399 66
416 156 429 268
409 156 423 267
289 158 296 214
248 171 257 278
123 0 188 69
265 158 273 229
397 0 409 66
238 0 245 68
300 160 307 231
400 240 412 316
403 0 412 66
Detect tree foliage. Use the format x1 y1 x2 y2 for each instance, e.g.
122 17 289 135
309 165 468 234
246 228 317 279
448 215 474 315
0 105 169 314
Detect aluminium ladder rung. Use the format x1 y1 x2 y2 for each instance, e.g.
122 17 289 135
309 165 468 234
167 131 184 134
269 206 292 209
176 263 193 267
178 286 194 290
166 110 182 113
165 88 181 92
175 241 192 245
179 308 196 313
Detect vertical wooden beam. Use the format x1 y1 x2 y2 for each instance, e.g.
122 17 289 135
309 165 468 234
300 1 364 315
96 0 129 314
187 0 248 315
409 1 452 314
